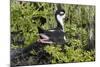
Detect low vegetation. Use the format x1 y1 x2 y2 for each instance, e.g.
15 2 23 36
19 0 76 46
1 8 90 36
11 0 95 66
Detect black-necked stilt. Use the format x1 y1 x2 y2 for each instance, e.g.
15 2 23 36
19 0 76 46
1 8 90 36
38 9 66 44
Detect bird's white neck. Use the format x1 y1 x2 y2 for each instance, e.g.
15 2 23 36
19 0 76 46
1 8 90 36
56 15 64 31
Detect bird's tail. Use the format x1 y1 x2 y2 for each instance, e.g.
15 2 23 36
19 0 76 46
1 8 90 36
37 27 45 33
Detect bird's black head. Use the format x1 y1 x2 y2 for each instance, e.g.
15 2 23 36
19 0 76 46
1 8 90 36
55 9 65 16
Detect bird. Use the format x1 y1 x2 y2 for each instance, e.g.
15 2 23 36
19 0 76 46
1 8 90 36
37 9 67 44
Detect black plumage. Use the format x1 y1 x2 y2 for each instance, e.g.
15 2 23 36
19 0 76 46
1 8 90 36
38 27 65 44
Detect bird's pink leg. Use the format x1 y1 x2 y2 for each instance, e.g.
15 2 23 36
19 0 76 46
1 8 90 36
37 34 53 44
38 39 53 44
